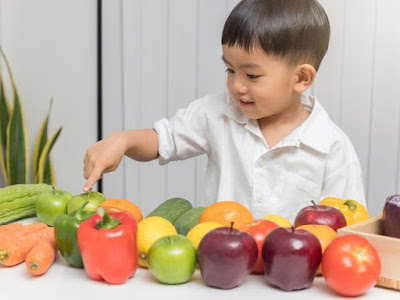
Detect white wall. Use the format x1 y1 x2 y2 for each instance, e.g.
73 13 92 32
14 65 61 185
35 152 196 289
1 0 397 217
315 0 400 216
0 0 98 194
102 0 400 217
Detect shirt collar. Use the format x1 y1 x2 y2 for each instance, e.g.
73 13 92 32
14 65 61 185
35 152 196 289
295 94 334 154
221 95 264 140
221 93 335 154
221 94 249 125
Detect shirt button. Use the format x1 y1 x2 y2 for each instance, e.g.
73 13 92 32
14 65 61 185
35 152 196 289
258 159 267 167
255 194 263 203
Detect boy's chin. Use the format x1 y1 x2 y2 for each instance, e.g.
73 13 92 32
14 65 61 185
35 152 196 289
243 112 263 121
239 109 265 120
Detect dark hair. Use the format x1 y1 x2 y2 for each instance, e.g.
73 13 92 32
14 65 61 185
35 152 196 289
222 0 330 71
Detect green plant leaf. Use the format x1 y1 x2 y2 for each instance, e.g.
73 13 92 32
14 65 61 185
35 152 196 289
6 92 29 184
0 73 11 184
37 126 62 185
33 98 53 183
42 158 56 186
0 46 29 184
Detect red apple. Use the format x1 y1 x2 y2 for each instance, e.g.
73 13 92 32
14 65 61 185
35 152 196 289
294 200 346 231
262 227 322 291
382 194 400 238
197 223 258 289
240 219 279 274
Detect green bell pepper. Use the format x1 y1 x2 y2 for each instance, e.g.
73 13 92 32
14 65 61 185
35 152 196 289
54 200 95 268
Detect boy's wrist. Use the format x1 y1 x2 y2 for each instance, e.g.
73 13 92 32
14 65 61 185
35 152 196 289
110 131 130 154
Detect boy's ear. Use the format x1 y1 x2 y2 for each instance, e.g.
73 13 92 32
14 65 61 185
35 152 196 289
293 64 316 94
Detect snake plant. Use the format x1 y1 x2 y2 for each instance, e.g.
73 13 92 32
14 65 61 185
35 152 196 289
0 46 62 186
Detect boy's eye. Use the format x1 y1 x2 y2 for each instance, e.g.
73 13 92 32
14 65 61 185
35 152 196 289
247 74 260 80
225 68 235 74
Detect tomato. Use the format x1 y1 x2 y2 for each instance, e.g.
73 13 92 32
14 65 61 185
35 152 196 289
240 219 278 274
322 234 381 296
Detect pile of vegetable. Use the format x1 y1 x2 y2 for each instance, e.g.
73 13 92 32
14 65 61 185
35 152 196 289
0 182 392 298
0 222 57 275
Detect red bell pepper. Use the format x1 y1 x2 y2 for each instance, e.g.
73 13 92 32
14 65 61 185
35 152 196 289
77 206 138 285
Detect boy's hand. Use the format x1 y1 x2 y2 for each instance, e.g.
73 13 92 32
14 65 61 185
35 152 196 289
83 132 127 192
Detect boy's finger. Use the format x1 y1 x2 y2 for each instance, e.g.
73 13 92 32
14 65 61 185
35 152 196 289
83 163 92 180
83 168 103 192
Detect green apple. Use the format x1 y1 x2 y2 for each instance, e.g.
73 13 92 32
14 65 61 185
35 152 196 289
147 234 197 284
67 191 106 214
35 187 72 226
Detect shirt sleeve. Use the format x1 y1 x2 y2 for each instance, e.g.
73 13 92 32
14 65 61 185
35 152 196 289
320 142 368 210
153 97 211 166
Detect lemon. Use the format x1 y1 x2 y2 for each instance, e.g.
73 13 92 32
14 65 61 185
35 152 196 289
262 214 292 227
186 221 223 249
137 216 177 267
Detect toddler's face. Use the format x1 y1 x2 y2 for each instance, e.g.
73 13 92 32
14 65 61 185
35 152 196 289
222 45 298 120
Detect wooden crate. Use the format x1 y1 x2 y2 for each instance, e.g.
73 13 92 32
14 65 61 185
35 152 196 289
337 214 400 290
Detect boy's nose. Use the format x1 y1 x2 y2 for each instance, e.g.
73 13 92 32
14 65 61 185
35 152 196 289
231 78 247 94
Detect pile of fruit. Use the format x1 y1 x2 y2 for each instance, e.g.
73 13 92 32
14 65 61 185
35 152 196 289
0 182 398 297
137 197 379 297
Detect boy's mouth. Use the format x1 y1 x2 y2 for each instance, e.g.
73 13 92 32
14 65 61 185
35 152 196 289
239 99 255 107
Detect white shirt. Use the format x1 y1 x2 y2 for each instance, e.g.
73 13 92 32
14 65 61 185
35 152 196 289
153 93 366 222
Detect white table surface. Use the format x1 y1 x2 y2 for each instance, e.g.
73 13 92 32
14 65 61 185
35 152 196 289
3 218 399 300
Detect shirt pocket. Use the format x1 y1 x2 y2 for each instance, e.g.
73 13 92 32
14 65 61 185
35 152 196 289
270 170 321 222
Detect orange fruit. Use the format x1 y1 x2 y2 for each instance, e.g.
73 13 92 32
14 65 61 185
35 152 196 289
297 224 337 275
100 198 143 222
199 201 253 228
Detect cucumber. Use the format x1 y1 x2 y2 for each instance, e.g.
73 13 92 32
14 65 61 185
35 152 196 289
173 206 207 235
0 183 52 224
146 197 193 224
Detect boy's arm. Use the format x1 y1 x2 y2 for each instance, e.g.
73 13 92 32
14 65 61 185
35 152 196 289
153 96 213 165
83 129 159 192
84 94 216 192
124 129 159 161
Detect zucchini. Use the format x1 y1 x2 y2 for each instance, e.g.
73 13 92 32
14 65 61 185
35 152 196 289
0 183 52 224
146 197 193 224
173 206 207 235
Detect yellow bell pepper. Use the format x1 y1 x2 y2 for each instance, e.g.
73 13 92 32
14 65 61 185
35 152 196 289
320 197 369 226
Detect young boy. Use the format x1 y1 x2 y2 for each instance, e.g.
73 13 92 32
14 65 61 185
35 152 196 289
83 0 366 222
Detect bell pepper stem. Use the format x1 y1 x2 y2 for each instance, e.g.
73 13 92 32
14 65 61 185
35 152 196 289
96 207 120 229
344 200 357 211
73 200 90 219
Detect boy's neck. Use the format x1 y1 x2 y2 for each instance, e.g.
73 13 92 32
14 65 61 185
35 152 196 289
257 95 310 149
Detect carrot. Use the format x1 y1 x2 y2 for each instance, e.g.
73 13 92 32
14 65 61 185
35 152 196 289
0 223 24 235
0 222 47 248
0 227 53 266
25 234 57 276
